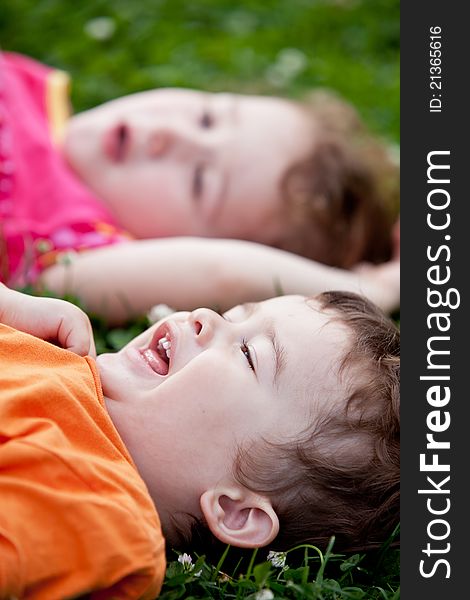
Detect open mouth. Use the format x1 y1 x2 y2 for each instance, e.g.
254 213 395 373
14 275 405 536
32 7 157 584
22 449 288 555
139 327 172 376
115 124 129 161
104 123 130 162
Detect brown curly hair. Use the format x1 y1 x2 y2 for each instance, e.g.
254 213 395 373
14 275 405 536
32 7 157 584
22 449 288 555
276 91 400 268
232 291 400 552
171 291 400 557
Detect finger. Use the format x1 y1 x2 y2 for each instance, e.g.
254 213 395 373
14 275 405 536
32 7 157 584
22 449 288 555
81 313 97 358
86 327 97 359
64 333 95 357
58 312 96 358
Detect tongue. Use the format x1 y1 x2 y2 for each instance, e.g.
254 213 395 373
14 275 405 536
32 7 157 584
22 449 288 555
141 348 169 376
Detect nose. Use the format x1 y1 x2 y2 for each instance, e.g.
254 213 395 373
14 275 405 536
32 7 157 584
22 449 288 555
147 129 173 158
189 308 224 346
147 124 210 160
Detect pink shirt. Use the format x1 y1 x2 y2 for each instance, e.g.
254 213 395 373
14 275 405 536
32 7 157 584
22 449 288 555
0 52 131 286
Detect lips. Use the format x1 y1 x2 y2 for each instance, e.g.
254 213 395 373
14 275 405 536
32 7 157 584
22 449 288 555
139 322 175 376
104 123 130 162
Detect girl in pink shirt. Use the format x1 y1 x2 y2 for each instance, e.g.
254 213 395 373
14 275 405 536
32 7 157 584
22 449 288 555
0 51 399 323
0 52 132 285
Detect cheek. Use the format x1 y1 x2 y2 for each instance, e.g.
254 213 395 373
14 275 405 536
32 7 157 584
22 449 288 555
160 365 264 438
67 110 110 151
113 167 181 208
155 363 240 422
148 389 235 459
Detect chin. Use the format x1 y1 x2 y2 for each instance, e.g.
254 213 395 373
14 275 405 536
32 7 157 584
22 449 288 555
96 354 115 392
62 139 85 176
63 129 97 178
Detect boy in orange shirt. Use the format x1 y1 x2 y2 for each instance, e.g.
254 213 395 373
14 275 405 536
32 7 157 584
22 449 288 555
0 282 399 598
0 285 165 599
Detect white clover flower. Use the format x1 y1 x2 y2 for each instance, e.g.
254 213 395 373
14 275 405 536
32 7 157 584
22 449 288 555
277 48 307 75
224 9 257 35
84 17 116 41
177 552 193 570
255 590 274 600
265 47 307 88
177 552 202 576
147 303 175 324
267 550 287 569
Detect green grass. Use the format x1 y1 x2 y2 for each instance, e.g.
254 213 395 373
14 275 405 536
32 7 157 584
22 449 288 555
160 533 400 599
0 0 399 143
6 1 400 597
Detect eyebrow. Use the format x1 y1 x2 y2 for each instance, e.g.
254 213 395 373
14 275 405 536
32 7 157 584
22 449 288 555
241 303 287 387
267 326 286 388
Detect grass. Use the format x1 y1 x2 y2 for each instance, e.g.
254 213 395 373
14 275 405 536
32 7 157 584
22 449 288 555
5 1 400 597
160 533 400 599
0 0 399 143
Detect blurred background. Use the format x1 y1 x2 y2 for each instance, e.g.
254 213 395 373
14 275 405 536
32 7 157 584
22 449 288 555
1 0 399 144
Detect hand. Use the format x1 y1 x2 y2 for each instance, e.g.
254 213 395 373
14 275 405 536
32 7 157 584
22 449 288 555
353 258 400 314
0 284 96 357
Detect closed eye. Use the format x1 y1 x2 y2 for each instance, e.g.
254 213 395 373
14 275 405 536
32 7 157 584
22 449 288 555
221 314 255 372
200 109 214 129
241 339 255 372
193 164 205 200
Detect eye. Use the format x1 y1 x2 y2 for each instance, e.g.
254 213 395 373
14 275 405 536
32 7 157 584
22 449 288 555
200 110 214 129
241 339 255 372
192 164 205 199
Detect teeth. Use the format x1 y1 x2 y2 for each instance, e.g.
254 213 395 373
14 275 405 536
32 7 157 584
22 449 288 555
157 335 171 360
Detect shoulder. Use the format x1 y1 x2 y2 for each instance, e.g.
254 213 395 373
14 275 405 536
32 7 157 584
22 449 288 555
0 325 166 598
2 51 54 84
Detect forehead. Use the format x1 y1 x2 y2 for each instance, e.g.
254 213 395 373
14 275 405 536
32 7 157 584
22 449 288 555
260 296 351 413
230 93 313 167
102 87 206 110
218 95 314 238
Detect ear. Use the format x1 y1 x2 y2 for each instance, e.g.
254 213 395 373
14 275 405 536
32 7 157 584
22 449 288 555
200 487 279 548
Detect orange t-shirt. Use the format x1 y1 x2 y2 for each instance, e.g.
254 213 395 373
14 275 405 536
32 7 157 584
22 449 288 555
0 324 166 599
